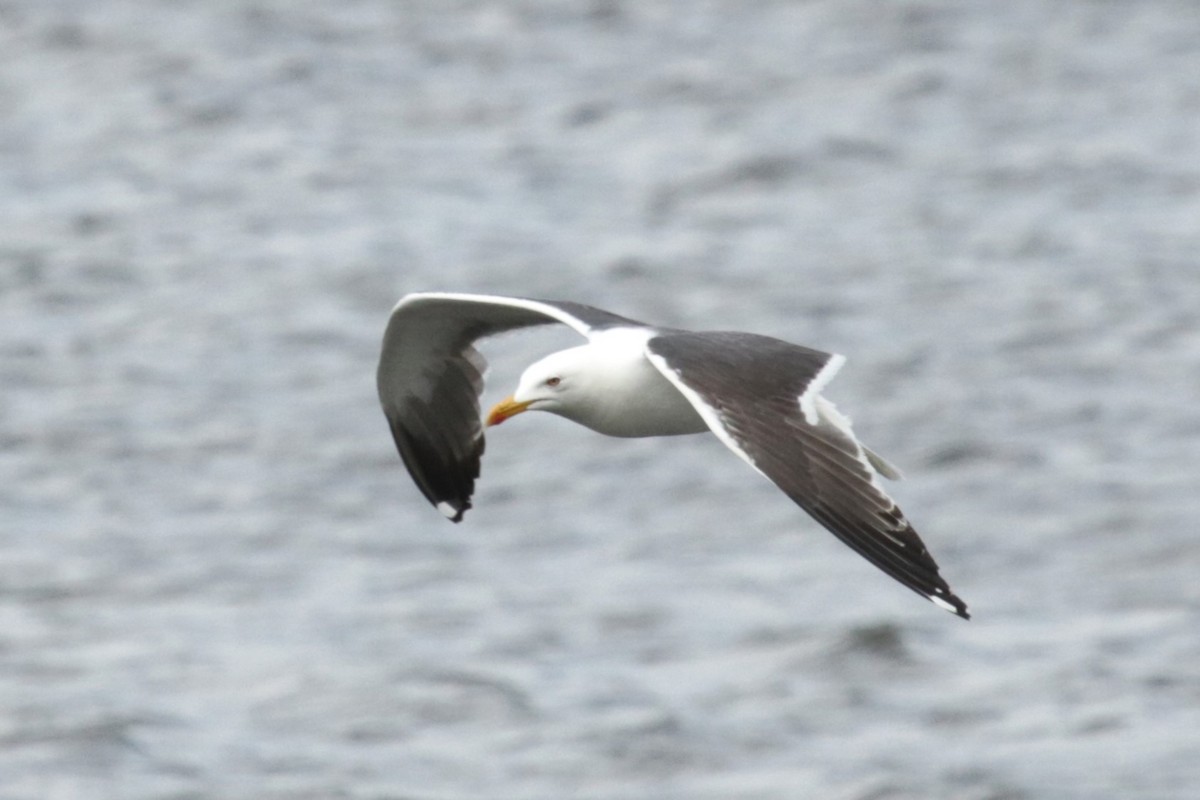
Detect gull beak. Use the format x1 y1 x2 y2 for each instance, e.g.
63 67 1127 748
486 396 533 427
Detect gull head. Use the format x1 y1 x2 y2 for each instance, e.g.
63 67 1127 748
486 347 587 427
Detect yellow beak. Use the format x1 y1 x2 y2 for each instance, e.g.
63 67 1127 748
486 396 533 427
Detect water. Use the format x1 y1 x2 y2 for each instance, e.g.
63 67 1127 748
2 1 1199 798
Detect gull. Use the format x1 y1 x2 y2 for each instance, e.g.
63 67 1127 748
377 292 969 618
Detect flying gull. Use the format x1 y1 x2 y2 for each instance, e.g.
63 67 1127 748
377 292 969 618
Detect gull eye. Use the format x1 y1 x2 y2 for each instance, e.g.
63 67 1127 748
545 376 561 387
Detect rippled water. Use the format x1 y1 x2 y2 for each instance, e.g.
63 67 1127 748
3 2 1200 798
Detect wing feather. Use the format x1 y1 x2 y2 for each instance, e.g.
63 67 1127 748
377 292 645 521
644 331 968 618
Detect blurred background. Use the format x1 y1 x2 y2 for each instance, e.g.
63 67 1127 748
2 1 1199 798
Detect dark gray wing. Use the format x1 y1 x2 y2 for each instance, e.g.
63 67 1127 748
645 331 968 619
377 292 646 522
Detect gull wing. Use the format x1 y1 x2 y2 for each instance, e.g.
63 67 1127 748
644 331 968 618
377 292 644 521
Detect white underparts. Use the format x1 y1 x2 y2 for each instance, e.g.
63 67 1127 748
534 330 707 438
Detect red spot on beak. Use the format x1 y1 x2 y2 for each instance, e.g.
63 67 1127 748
486 396 533 427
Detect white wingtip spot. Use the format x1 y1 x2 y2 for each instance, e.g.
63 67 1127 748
436 501 458 519
930 595 957 613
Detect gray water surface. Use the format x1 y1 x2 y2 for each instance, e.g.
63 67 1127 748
3 2 1199 798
